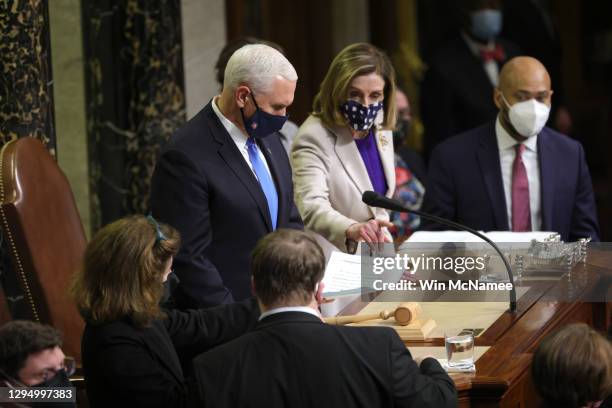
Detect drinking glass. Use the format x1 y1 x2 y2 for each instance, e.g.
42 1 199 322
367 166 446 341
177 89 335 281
445 330 475 368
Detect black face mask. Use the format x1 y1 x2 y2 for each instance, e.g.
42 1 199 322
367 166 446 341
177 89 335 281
240 90 288 139
393 119 411 148
32 369 76 408
33 368 72 388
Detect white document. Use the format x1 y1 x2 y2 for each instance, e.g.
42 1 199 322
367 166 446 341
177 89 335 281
322 251 404 296
408 230 557 243
321 251 363 295
484 231 556 242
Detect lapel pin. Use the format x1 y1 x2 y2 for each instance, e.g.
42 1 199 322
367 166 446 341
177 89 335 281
380 134 389 147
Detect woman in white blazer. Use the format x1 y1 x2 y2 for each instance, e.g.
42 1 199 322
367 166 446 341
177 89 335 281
291 43 397 253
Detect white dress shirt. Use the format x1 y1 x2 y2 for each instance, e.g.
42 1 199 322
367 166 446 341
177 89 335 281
462 32 500 87
211 96 273 180
258 306 321 321
496 117 541 230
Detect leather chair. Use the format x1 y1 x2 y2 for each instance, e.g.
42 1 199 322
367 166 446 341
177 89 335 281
0 285 10 325
0 137 86 363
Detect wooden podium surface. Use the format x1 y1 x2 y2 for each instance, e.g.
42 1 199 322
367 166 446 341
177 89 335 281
338 249 612 407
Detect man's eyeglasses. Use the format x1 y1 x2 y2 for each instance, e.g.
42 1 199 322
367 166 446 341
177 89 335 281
38 357 76 383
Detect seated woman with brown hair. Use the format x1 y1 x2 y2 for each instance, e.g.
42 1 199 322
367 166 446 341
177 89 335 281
531 323 612 408
71 215 258 408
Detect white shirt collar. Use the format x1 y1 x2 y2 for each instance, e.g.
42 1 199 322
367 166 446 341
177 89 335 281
259 306 321 321
495 115 538 152
211 96 249 148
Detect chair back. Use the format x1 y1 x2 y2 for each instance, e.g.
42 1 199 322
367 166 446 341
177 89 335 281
0 284 10 325
0 137 86 363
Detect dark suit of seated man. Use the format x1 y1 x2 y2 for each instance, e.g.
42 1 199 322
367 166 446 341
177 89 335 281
191 229 457 408
422 56 599 242
151 44 303 309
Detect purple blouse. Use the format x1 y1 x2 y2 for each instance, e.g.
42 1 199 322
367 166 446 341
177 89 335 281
354 129 388 196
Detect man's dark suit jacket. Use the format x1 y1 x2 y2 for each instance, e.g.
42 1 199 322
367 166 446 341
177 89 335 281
421 35 520 159
81 299 258 408
421 122 600 242
150 102 303 308
192 312 457 408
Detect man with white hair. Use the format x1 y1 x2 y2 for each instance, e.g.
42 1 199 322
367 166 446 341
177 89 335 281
151 44 303 308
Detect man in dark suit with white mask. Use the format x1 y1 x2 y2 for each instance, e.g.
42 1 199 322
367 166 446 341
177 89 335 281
423 56 599 242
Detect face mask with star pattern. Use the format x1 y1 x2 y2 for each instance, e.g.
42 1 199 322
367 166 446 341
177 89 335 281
340 100 383 131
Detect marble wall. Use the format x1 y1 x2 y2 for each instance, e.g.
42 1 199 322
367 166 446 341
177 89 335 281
82 0 186 228
48 0 91 237
0 0 56 151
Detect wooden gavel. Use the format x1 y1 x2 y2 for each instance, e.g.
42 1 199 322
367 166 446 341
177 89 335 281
323 302 421 326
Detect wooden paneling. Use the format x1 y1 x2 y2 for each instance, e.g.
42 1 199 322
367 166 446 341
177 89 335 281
225 0 334 125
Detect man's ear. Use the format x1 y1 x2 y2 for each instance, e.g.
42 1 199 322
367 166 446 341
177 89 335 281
547 89 554 107
235 85 250 108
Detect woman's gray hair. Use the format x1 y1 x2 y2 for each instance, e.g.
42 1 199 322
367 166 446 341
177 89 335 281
223 44 298 94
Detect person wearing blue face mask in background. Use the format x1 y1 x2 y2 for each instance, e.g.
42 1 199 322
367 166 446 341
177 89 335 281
151 44 303 309
291 43 397 254
421 0 520 160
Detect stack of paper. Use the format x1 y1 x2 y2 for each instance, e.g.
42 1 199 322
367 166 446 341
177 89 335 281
321 252 363 294
321 251 403 297
407 230 556 243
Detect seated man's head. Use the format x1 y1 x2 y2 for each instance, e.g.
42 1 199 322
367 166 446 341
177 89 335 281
0 320 71 386
531 323 612 408
251 229 325 310
494 56 553 140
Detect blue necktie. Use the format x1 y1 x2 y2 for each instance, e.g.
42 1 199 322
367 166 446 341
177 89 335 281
246 137 278 229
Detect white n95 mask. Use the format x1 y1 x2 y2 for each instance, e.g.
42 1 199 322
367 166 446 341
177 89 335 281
502 94 551 137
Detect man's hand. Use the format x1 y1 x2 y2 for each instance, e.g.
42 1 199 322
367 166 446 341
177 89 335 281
413 355 437 367
315 282 334 305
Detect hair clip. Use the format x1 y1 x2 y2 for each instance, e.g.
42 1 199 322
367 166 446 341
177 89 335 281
146 214 167 244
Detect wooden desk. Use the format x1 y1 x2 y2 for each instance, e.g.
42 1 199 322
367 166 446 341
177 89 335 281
338 249 612 407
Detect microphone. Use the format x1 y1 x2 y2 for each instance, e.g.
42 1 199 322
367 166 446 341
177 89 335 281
362 191 517 312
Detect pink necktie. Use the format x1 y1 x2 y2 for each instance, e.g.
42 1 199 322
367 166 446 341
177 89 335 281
511 144 531 231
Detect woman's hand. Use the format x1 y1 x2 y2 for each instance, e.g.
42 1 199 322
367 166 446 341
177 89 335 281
346 219 394 243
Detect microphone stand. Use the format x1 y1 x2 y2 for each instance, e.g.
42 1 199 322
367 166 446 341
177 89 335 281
362 191 517 312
